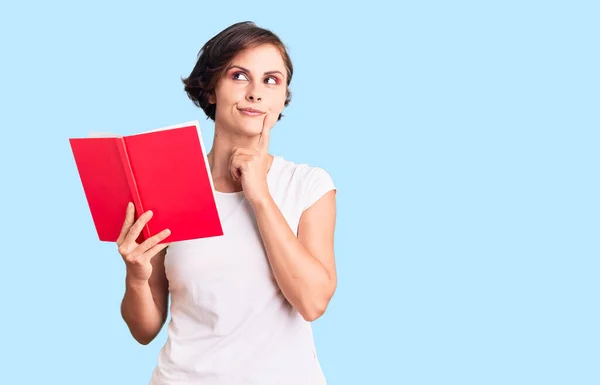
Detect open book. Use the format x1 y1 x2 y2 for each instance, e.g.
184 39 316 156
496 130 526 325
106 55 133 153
69 120 223 243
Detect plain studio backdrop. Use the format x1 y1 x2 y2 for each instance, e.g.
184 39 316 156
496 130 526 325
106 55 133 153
0 1 598 384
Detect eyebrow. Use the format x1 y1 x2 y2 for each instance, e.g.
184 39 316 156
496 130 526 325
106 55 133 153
227 65 284 78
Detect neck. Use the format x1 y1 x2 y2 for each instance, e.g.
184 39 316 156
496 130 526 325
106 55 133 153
207 123 272 193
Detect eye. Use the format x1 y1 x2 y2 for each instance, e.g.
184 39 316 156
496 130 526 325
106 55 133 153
232 72 248 81
265 76 278 85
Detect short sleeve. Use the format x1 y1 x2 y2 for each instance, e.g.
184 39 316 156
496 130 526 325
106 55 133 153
301 166 336 211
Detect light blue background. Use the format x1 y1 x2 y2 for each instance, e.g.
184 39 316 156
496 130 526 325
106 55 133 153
1 1 598 384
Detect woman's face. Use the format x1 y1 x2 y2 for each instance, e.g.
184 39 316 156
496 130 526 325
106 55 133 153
210 44 288 136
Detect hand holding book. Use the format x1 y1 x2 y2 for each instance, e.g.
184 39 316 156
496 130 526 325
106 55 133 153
117 202 172 283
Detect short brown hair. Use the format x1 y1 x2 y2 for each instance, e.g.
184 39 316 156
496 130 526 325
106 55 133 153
182 21 293 121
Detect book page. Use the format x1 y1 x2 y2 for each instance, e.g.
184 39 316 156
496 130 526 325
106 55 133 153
88 132 121 138
128 120 200 136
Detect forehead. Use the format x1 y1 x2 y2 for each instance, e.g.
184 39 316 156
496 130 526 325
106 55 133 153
230 44 286 73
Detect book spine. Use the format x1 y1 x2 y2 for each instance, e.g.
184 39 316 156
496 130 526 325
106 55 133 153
116 138 151 241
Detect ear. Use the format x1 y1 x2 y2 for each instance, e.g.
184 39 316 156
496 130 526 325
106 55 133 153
284 88 292 107
208 91 216 104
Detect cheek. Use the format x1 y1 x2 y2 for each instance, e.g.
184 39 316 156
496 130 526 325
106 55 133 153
214 83 242 106
272 89 287 111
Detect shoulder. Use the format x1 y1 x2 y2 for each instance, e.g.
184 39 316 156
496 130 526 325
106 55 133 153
269 155 336 212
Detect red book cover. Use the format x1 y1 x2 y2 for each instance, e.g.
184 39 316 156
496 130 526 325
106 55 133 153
69 121 223 243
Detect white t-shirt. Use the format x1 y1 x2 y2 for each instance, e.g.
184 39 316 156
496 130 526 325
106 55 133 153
149 155 336 385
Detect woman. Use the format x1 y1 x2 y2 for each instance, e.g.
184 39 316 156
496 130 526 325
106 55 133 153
117 21 337 385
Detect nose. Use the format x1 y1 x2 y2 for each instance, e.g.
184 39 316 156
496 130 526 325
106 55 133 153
246 83 262 102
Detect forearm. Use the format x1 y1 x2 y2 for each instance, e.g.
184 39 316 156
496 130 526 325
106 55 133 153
120 277 165 345
251 196 334 321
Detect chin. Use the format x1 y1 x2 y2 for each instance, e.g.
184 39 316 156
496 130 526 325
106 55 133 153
234 118 263 136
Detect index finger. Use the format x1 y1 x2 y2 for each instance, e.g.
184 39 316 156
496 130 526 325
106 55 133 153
117 202 135 245
257 112 277 152
123 209 154 246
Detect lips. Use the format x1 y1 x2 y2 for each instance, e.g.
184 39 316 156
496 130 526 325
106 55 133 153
238 107 265 116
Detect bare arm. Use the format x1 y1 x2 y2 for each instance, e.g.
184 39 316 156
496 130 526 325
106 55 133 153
229 114 337 322
250 190 337 322
120 248 169 345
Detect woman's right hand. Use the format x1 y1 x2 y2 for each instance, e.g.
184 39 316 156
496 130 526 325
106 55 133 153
116 202 172 283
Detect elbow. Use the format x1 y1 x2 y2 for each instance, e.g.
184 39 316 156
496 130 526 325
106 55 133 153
136 337 152 346
133 332 157 346
127 324 161 346
121 320 157 345
299 291 335 322
301 306 326 322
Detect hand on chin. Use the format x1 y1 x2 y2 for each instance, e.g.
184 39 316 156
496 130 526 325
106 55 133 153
229 112 278 206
